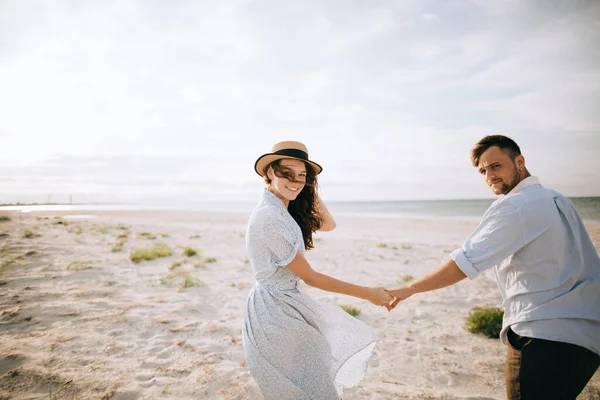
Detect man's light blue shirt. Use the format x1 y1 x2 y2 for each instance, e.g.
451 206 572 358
451 176 600 355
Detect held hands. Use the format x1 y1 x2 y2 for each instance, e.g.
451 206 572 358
366 287 396 311
384 286 414 311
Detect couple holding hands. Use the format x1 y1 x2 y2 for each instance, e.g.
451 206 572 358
241 137 599 400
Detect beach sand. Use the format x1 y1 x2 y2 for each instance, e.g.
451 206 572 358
1 210 599 400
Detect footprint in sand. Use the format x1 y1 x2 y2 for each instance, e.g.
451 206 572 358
0 354 26 375
134 372 155 382
110 393 141 400
138 330 154 340
139 361 162 369
156 349 173 359
405 346 419 357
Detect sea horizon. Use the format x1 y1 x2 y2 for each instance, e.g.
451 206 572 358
2 196 599 222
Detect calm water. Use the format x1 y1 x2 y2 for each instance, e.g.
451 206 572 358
329 197 600 222
2 197 599 222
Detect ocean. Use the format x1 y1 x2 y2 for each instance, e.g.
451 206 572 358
330 197 600 222
2 197 599 222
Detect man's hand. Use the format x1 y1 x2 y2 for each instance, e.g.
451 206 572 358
385 286 414 311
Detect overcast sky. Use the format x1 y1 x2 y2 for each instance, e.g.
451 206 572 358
1 0 599 204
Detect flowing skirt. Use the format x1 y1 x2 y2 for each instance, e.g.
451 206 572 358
242 283 377 400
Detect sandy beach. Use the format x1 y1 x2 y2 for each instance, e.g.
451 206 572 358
1 210 598 400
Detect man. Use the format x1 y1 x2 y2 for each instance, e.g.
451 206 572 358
387 135 600 400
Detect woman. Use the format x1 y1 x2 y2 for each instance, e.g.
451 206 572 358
242 141 394 400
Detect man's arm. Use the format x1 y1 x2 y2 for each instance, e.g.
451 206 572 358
387 199 528 309
386 259 466 308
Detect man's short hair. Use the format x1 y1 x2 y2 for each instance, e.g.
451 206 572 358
471 135 522 167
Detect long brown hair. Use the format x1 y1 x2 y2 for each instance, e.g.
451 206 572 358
264 160 322 250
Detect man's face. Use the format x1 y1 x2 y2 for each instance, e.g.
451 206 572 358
477 146 523 195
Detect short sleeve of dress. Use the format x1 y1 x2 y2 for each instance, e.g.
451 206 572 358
261 215 304 268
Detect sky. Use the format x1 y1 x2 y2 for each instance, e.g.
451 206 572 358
1 0 599 204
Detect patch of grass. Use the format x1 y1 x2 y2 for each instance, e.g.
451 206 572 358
402 244 412 250
179 276 202 290
66 261 91 271
0 246 15 254
194 263 206 269
129 244 173 264
117 232 130 239
0 216 11 222
204 257 217 263
189 234 201 239
159 270 203 290
159 276 170 285
398 274 415 282
340 305 361 317
23 230 41 239
53 220 68 225
170 260 183 270
95 226 110 234
376 242 388 248
243 258 249 264
111 240 126 252
75 227 83 235
160 233 170 238
139 232 157 240
464 306 504 338
162 384 171 394
182 247 198 257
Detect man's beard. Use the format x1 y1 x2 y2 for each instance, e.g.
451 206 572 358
499 168 521 195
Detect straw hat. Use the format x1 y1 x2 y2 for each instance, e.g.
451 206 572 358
254 141 323 177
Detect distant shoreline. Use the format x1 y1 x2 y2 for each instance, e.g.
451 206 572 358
0 202 123 207
1 196 598 207
1 197 598 223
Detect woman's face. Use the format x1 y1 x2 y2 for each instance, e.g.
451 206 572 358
267 159 307 204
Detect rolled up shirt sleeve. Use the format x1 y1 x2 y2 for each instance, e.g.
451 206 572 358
452 200 524 279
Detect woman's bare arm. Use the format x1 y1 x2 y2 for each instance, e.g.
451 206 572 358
286 251 393 308
317 196 336 231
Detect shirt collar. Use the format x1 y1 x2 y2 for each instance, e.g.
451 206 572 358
263 189 288 212
507 176 541 196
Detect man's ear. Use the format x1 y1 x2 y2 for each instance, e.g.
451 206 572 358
515 155 525 170
267 167 274 180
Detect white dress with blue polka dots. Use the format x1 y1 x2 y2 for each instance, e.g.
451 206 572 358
242 190 377 400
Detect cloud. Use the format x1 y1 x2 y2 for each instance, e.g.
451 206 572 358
421 13 440 22
0 0 598 202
